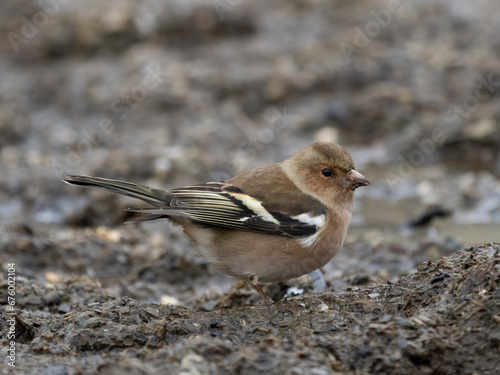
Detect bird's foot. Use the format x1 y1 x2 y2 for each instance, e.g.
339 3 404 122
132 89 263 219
247 276 275 305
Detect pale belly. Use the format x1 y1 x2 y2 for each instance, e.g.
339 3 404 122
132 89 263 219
195 227 346 283
178 213 350 283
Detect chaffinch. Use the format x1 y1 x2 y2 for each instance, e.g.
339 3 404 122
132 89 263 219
64 142 370 303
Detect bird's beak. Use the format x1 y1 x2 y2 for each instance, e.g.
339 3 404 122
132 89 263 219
344 169 370 191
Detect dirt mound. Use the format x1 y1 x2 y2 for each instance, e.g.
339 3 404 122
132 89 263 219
2 243 498 374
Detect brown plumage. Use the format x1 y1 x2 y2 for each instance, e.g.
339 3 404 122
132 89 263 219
63 142 369 303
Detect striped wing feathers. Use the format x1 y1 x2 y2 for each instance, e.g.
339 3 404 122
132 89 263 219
128 183 325 238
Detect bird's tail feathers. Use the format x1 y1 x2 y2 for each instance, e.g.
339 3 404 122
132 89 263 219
63 175 171 207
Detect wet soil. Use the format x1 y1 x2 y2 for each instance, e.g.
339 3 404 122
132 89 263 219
1 1 500 374
1 225 499 374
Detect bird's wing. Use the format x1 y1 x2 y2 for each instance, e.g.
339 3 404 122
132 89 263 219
127 182 326 238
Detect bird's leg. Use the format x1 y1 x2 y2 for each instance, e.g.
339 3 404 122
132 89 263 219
247 276 274 305
308 269 326 291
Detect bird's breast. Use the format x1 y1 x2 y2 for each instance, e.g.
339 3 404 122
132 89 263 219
176 205 353 284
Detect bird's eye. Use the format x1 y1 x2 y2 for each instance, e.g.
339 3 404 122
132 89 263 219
321 168 333 177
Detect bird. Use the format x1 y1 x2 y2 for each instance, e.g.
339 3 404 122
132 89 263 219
63 142 370 303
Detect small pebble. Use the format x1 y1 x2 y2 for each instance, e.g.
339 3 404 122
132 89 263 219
96 226 121 242
161 295 180 306
46 272 60 283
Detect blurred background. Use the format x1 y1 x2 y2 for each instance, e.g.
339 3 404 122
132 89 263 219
1 0 500 306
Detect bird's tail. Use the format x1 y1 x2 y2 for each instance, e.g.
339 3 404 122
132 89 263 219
63 175 172 207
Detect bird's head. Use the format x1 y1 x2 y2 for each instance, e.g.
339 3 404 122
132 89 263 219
283 142 370 206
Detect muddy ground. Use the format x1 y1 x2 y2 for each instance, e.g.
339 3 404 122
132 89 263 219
1 1 500 374
2 225 500 374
